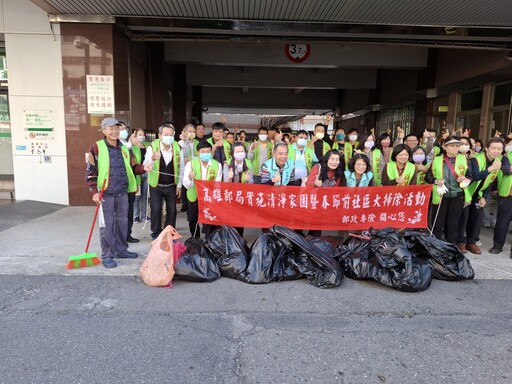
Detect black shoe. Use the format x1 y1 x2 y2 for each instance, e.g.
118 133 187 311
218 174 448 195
115 249 138 259
489 247 502 254
127 235 139 243
102 257 117 268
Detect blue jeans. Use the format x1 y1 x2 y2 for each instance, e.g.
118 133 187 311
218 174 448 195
134 174 148 219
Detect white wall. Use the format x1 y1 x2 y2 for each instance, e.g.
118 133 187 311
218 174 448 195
2 0 68 204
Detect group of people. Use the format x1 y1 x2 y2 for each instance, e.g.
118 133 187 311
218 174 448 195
86 117 512 268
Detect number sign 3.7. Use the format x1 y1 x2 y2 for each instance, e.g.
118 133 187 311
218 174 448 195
285 44 311 63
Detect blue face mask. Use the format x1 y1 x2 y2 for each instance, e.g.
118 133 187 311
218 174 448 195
336 133 345 141
199 153 212 162
119 130 129 140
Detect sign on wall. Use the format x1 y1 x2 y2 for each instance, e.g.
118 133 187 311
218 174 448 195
23 109 54 140
86 75 115 114
285 43 311 63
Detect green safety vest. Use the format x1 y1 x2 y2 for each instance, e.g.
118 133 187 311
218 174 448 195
332 141 353 170
386 161 416 186
467 154 502 199
431 155 471 205
148 139 181 187
415 163 430 185
207 138 231 162
131 145 143 186
497 152 512 197
250 141 273 175
96 139 137 193
288 145 315 172
186 158 221 202
371 149 383 186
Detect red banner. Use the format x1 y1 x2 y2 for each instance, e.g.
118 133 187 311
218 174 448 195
196 181 431 230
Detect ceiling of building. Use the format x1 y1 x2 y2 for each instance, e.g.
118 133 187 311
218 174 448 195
32 0 512 27
32 0 512 118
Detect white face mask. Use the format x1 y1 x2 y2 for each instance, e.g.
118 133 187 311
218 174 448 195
506 145 512 153
162 136 174 145
315 132 324 140
234 152 246 161
459 145 470 154
348 134 358 142
119 130 129 140
137 136 145 143
188 132 196 140
258 134 268 142
297 138 308 147
364 141 374 149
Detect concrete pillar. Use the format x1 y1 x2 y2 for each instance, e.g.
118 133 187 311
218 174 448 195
480 83 493 140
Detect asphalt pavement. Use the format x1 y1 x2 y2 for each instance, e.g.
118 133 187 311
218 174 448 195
1 200 512 383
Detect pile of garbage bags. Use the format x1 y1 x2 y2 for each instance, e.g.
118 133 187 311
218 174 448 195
173 225 474 292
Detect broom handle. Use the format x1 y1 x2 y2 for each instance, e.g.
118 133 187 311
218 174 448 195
85 179 107 253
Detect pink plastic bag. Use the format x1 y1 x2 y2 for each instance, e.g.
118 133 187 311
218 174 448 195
140 226 182 287
173 241 187 265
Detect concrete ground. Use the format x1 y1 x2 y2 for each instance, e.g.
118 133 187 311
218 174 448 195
2 200 512 384
0 200 511 279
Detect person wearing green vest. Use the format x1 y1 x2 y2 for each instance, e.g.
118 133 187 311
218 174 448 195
465 137 510 254
309 123 332 162
455 136 475 252
490 139 512 255
411 146 430 185
117 121 140 244
247 127 273 184
288 130 318 185
425 136 472 247
331 127 353 170
178 124 199 214
381 144 417 186
144 123 184 240
132 128 150 224
182 141 223 238
85 117 146 268
207 122 231 165
261 142 296 186
223 142 253 237
237 130 250 151
347 128 359 150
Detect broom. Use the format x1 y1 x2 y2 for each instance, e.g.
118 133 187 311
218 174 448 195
65 179 106 269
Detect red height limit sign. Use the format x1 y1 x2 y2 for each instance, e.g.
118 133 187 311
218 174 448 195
285 44 311 63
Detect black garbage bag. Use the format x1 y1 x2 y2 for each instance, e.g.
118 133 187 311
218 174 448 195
403 229 475 281
245 233 276 283
206 226 250 280
342 249 382 280
369 228 432 292
335 235 370 262
307 237 338 258
271 225 343 288
174 238 221 282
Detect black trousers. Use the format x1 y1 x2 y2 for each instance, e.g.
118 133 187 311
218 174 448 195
187 200 218 238
149 185 177 238
127 192 135 238
466 202 484 245
493 196 512 250
431 194 464 244
456 205 470 244
187 200 201 237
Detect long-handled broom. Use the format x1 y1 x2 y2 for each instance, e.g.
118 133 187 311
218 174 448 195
65 179 106 269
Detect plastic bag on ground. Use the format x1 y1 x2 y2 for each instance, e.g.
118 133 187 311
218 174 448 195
403 229 475 281
369 228 432 292
173 238 221 282
206 226 250 280
140 225 182 287
271 225 343 288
